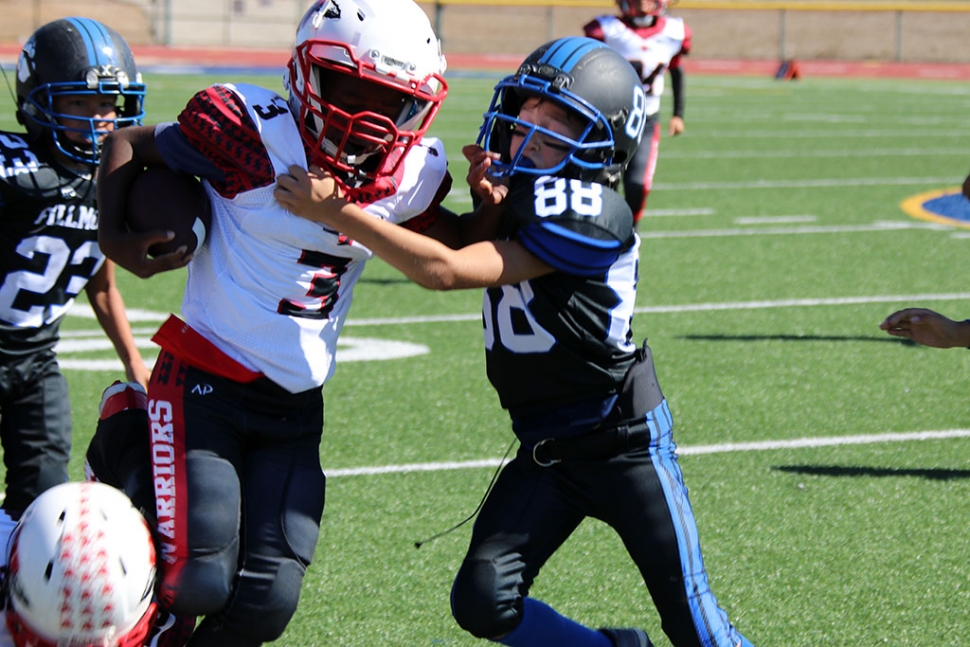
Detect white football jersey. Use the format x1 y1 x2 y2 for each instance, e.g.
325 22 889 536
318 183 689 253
590 15 688 117
176 83 448 393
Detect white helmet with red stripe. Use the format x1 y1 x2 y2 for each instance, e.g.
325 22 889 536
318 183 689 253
617 0 669 25
286 0 448 187
5 482 157 647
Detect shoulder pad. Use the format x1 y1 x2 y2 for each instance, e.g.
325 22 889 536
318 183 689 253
505 176 633 276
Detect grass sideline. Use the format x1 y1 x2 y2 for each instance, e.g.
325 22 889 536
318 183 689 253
3 72 970 645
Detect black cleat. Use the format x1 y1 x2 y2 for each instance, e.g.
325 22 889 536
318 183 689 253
599 627 654 647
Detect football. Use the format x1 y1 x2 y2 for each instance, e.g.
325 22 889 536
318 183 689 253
125 166 211 258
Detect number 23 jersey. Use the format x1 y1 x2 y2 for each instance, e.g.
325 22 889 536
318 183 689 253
0 132 102 358
484 176 640 412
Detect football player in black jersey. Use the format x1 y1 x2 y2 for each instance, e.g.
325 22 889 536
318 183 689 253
277 36 756 647
0 17 149 521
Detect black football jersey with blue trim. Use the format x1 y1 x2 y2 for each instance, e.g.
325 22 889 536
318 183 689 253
0 131 103 358
483 175 640 413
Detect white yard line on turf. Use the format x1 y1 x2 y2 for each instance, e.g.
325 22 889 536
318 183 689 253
325 429 970 477
65 293 970 328
343 293 970 326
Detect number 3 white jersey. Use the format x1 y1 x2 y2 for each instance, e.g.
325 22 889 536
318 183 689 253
160 83 449 393
584 14 690 118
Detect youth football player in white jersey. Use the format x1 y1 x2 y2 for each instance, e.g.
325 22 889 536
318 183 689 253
584 0 691 225
91 1 451 644
278 36 757 647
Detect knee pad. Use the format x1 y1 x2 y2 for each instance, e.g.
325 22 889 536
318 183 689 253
216 460 326 642
451 557 522 639
158 454 240 617
222 559 307 642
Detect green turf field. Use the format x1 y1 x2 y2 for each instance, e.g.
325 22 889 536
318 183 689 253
3 70 970 645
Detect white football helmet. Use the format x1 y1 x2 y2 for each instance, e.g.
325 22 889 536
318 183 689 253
285 0 448 187
617 0 668 25
5 482 157 647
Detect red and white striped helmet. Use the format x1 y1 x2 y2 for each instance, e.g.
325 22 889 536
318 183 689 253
5 482 157 647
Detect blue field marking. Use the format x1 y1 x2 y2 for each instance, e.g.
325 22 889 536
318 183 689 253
900 187 970 229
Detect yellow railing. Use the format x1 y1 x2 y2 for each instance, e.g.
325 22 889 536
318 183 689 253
433 0 970 9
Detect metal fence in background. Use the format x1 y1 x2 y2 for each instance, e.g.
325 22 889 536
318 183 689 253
2 0 970 63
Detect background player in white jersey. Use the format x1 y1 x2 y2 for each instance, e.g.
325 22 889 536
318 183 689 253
277 36 756 647
0 17 149 521
92 1 452 644
584 0 691 225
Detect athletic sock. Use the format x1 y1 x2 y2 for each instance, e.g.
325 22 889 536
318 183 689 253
497 598 611 647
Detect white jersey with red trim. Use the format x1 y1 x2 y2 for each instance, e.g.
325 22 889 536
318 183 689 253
173 83 448 394
586 15 688 117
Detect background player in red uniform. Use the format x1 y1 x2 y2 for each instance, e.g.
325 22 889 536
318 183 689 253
92 1 453 644
0 17 149 523
277 36 756 647
584 0 691 225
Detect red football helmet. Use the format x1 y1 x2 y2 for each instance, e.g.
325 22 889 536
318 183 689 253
286 0 448 187
617 0 669 25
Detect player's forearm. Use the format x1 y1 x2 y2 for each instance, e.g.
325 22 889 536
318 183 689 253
669 66 685 118
98 127 156 238
330 202 471 290
941 317 970 348
86 266 147 381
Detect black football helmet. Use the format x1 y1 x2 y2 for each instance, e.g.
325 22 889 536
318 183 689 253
15 17 146 165
477 37 646 187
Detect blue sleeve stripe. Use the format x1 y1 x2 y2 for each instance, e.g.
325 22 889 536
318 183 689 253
519 223 622 277
540 221 623 251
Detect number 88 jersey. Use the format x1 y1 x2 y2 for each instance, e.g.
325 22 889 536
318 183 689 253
483 175 640 412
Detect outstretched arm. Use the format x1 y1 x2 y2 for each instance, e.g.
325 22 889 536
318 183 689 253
880 308 970 349
274 167 551 290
